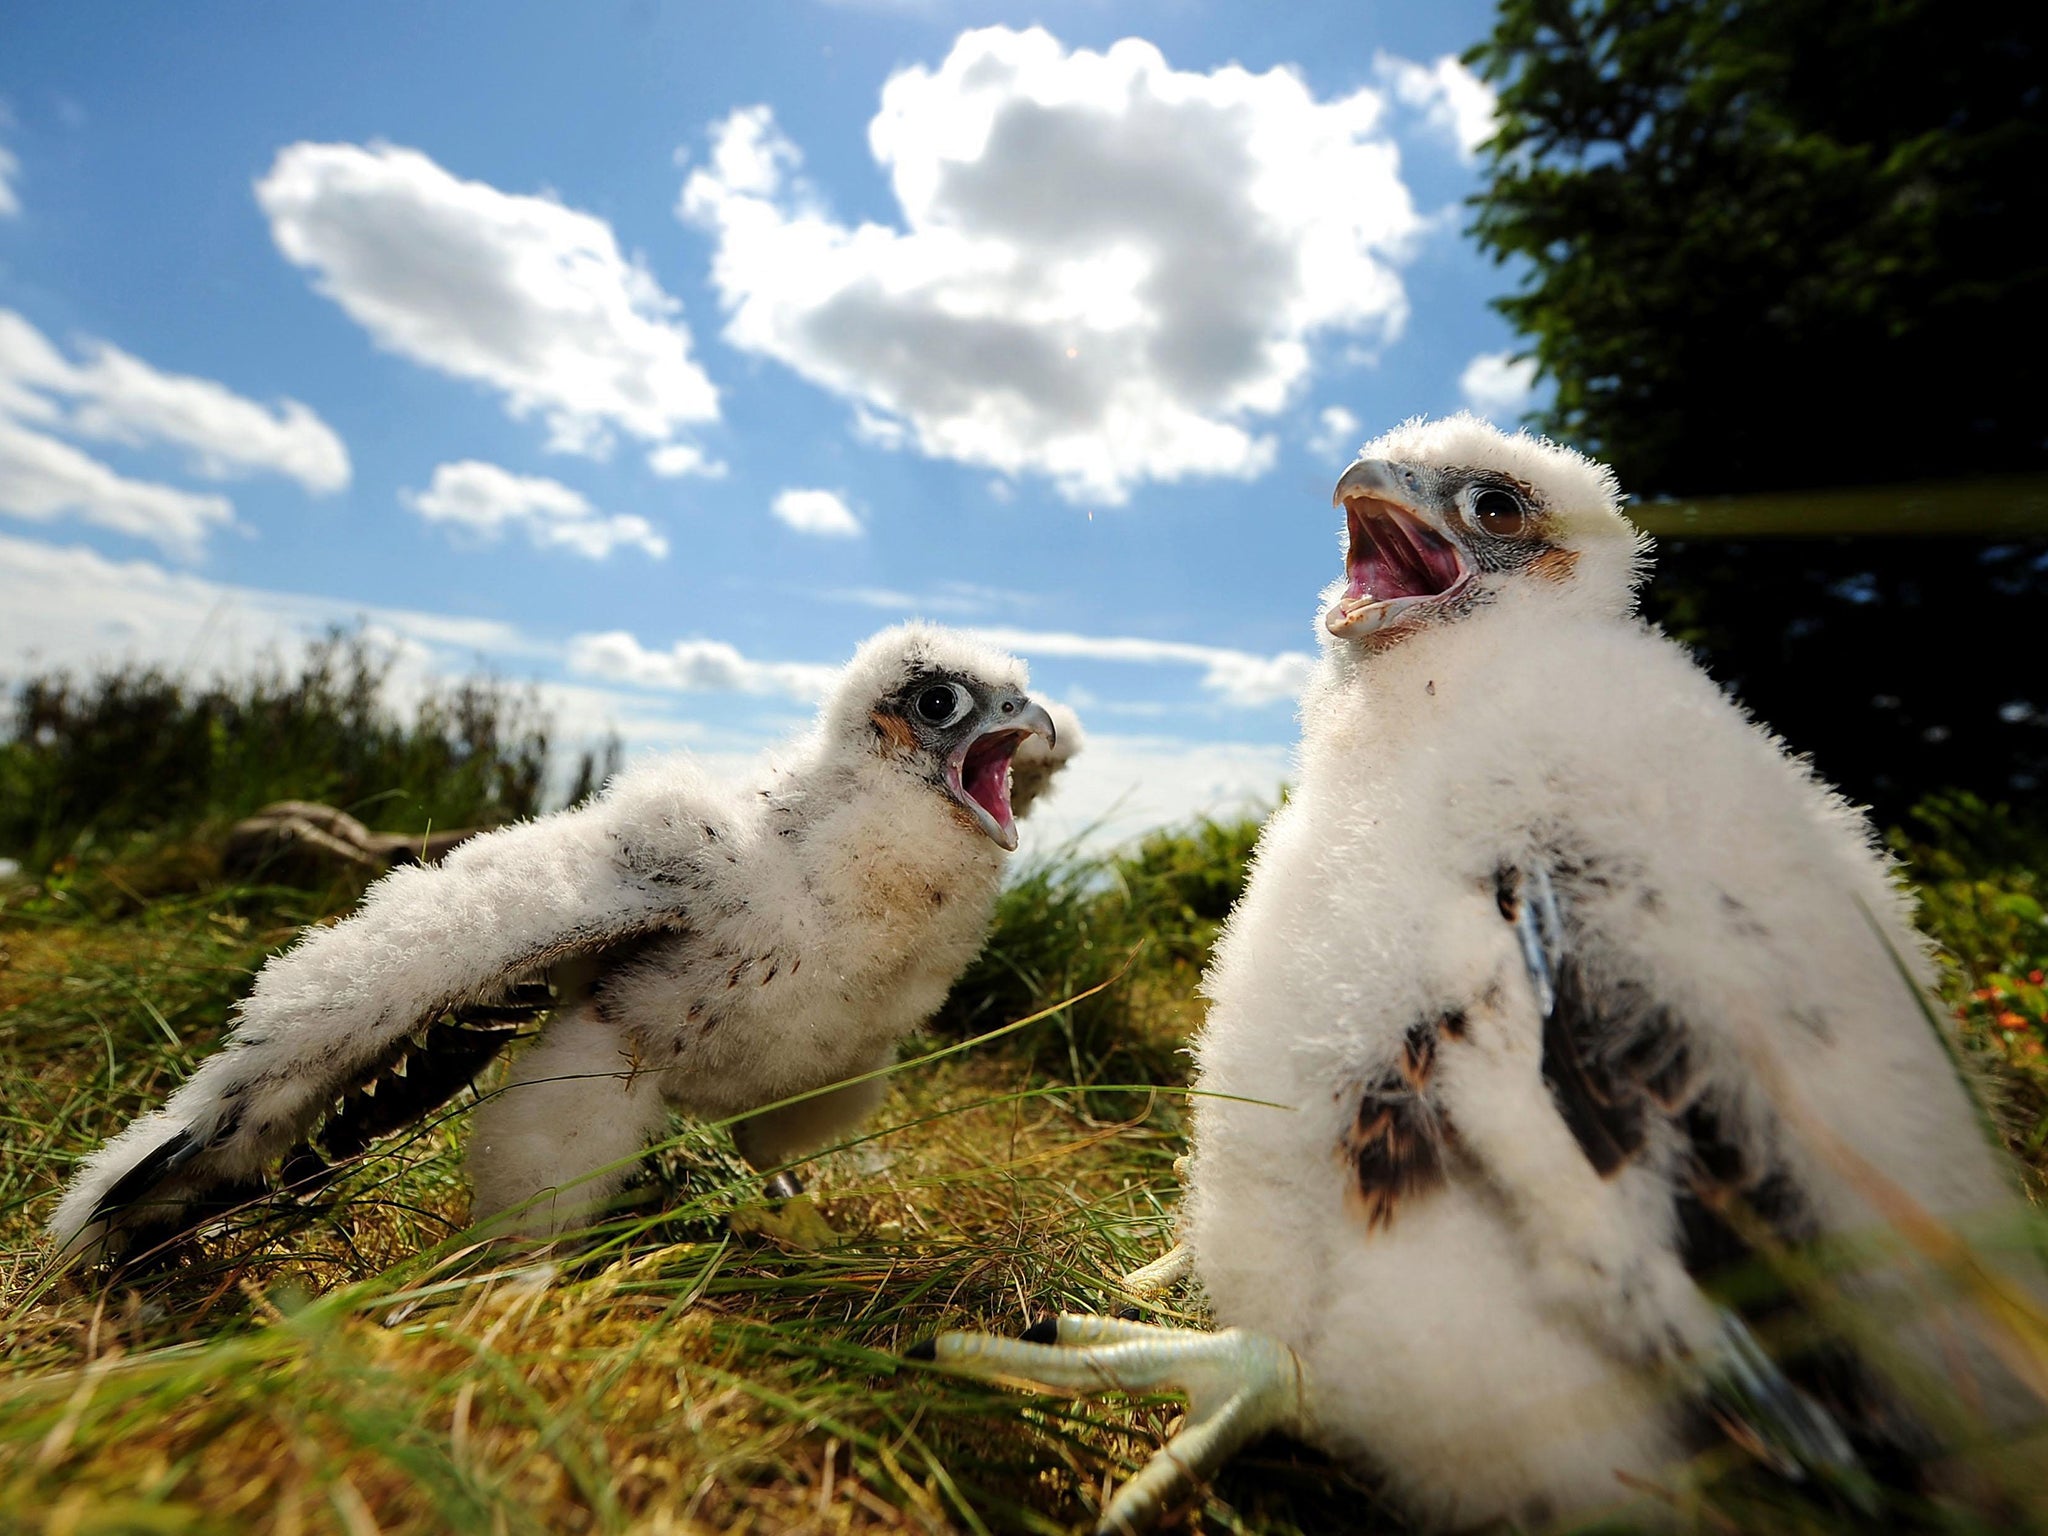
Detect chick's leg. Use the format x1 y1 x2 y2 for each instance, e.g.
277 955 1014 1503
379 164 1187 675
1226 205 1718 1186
1121 1154 1194 1297
468 1003 667 1238
726 1064 890 1249
1122 1242 1194 1297
730 1069 890 1175
912 1315 1306 1535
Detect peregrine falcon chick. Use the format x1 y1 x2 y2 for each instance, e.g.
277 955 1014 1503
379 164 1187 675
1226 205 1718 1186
919 417 2044 1531
51 625 1070 1263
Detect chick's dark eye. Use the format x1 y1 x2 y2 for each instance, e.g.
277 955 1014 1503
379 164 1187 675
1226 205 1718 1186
916 684 965 725
1473 487 1529 537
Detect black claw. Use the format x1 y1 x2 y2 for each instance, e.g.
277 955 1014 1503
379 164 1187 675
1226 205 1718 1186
277 1145 337 1195
1021 1316 1059 1345
1115 1305 1143 1322
762 1170 805 1201
904 1338 937 1362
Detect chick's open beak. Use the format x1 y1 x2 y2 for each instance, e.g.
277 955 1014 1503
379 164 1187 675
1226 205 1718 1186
947 697 1055 850
1325 458 1472 639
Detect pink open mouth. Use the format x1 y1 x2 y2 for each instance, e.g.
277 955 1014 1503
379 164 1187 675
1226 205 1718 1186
948 728 1033 850
1327 494 1471 639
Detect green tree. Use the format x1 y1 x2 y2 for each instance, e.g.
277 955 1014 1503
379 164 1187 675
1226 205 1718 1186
1461 0 2048 820
1468 0 2046 497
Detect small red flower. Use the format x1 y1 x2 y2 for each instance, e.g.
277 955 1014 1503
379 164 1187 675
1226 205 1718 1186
1997 1010 2029 1030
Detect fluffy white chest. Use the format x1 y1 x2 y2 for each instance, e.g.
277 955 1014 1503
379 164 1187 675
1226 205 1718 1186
601 782 1006 1117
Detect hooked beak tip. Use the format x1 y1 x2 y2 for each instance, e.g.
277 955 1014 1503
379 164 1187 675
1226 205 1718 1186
1013 699 1057 748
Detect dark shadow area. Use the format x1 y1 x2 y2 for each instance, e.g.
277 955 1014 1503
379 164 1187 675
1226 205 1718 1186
1645 532 2048 820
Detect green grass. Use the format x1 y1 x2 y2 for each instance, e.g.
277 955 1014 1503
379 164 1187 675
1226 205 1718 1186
2 791 2047 1535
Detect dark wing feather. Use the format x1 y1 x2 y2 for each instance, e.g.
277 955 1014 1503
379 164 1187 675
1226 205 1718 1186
314 1014 530 1161
1502 855 1893 1493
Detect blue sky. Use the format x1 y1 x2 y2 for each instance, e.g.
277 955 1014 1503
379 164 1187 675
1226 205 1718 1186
0 0 1532 844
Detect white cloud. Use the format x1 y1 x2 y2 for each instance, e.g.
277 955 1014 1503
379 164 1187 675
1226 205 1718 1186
0 528 534 686
257 141 718 459
568 629 841 702
1307 404 1361 459
0 145 20 218
61 351 350 492
970 624 1313 707
403 459 668 560
828 585 949 613
0 308 350 494
0 418 236 557
770 486 862 538
1375 53 1497 161
816 580 1036 618
681 26 1423 504
1459 349 1539 421
824 585 982 616
647 442 727 479
702 104 800 199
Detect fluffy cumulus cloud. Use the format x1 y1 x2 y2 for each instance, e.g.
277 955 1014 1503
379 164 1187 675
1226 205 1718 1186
681 27 1424 504
1307 404 1362 459
1459 349 1539 421
404 460 668 560
558 602 1313 726
0 310 349 493
647 442 726 479
568 629 840 702
0 529 536 680
0 419 235 557
1374 52 1498 160
971 624 1314 707
257 142 719 467
0 307 348 556
770 486 862 538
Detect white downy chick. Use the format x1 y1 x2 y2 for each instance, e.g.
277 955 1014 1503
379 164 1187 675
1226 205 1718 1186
51 624 1075 1262
920 416 2045 1532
